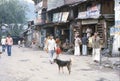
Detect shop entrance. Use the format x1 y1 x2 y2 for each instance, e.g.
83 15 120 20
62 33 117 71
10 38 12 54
46 28 54 36
81 24 96 37
60 29 69 43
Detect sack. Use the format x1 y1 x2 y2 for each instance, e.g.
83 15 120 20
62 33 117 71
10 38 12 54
56 47 61 54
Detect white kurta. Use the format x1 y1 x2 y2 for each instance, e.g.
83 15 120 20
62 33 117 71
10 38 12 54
92 48 101 62
74 37 81 56
74 46 80 56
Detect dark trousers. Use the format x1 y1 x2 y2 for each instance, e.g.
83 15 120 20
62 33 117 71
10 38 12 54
88 47 92 55
7 45 12 56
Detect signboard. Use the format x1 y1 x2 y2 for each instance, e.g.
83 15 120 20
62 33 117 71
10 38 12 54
87 4 101 18
81 19 98 25
61 12 69 22
78 11 87 19
53 12 69 22
53 13 60 22
78 4 100 19
110 27 120 36
35 1 43 11
58 12 62 22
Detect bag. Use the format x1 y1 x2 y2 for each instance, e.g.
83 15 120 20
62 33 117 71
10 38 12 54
56 47 61 54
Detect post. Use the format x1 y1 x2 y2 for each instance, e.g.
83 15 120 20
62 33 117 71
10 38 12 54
69 23 73 44
99 50 102 66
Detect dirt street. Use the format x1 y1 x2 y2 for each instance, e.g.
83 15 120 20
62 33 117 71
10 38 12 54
0 45 119 81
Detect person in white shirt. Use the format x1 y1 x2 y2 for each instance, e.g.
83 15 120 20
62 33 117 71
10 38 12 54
74 35 81 56
86 27 92 38
1 36 6 52
18 40 21 48
47 35 56 64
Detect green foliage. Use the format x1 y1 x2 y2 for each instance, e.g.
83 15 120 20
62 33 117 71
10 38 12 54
0 0 29 37
10 24 24 36
0 0 28 24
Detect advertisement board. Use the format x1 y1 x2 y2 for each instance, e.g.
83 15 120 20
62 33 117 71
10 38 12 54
78 4 100 19
53 13 60 22
61 12 69 22
87 4 101 18
110 27 120 36
78 11 87 19
53 12 69 22
35 1 43 11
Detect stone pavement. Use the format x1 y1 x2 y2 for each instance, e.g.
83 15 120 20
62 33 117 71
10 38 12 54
0 45 120 81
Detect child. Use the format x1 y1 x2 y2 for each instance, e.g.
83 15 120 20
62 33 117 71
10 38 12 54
56 45 61 58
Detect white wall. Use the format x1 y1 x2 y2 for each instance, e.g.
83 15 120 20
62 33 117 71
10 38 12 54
112 0 120 55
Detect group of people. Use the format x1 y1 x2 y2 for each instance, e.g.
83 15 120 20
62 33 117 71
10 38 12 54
74 32 101 63
1 34 13 56
43 32 101 63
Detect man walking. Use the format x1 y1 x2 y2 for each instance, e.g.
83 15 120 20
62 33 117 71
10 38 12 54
6 34 13 56
47 35 56 64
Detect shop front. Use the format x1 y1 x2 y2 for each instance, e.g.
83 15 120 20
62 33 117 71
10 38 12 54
76 18 109 48
81 19 98 37
38 22 70 50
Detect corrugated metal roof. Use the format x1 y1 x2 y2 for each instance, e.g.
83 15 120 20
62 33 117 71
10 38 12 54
47 0 64 11
47 0 87 11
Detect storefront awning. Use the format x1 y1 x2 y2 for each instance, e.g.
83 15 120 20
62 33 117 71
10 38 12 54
47 0 64 11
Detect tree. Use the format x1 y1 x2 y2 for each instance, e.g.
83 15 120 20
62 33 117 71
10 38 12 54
0 0 29 37
8 24 25 36
0 0 28 24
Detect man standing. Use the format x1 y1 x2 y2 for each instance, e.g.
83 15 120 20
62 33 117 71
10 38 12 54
74 35 81 56
88 35 93 55
82 34 88 56
1 36 6 52
6 34 13 56
92 32 101 63
47 36 56 64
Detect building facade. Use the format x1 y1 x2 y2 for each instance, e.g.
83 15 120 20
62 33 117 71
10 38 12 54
112 0 120 56
32 0 47 48
32 0 115 50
